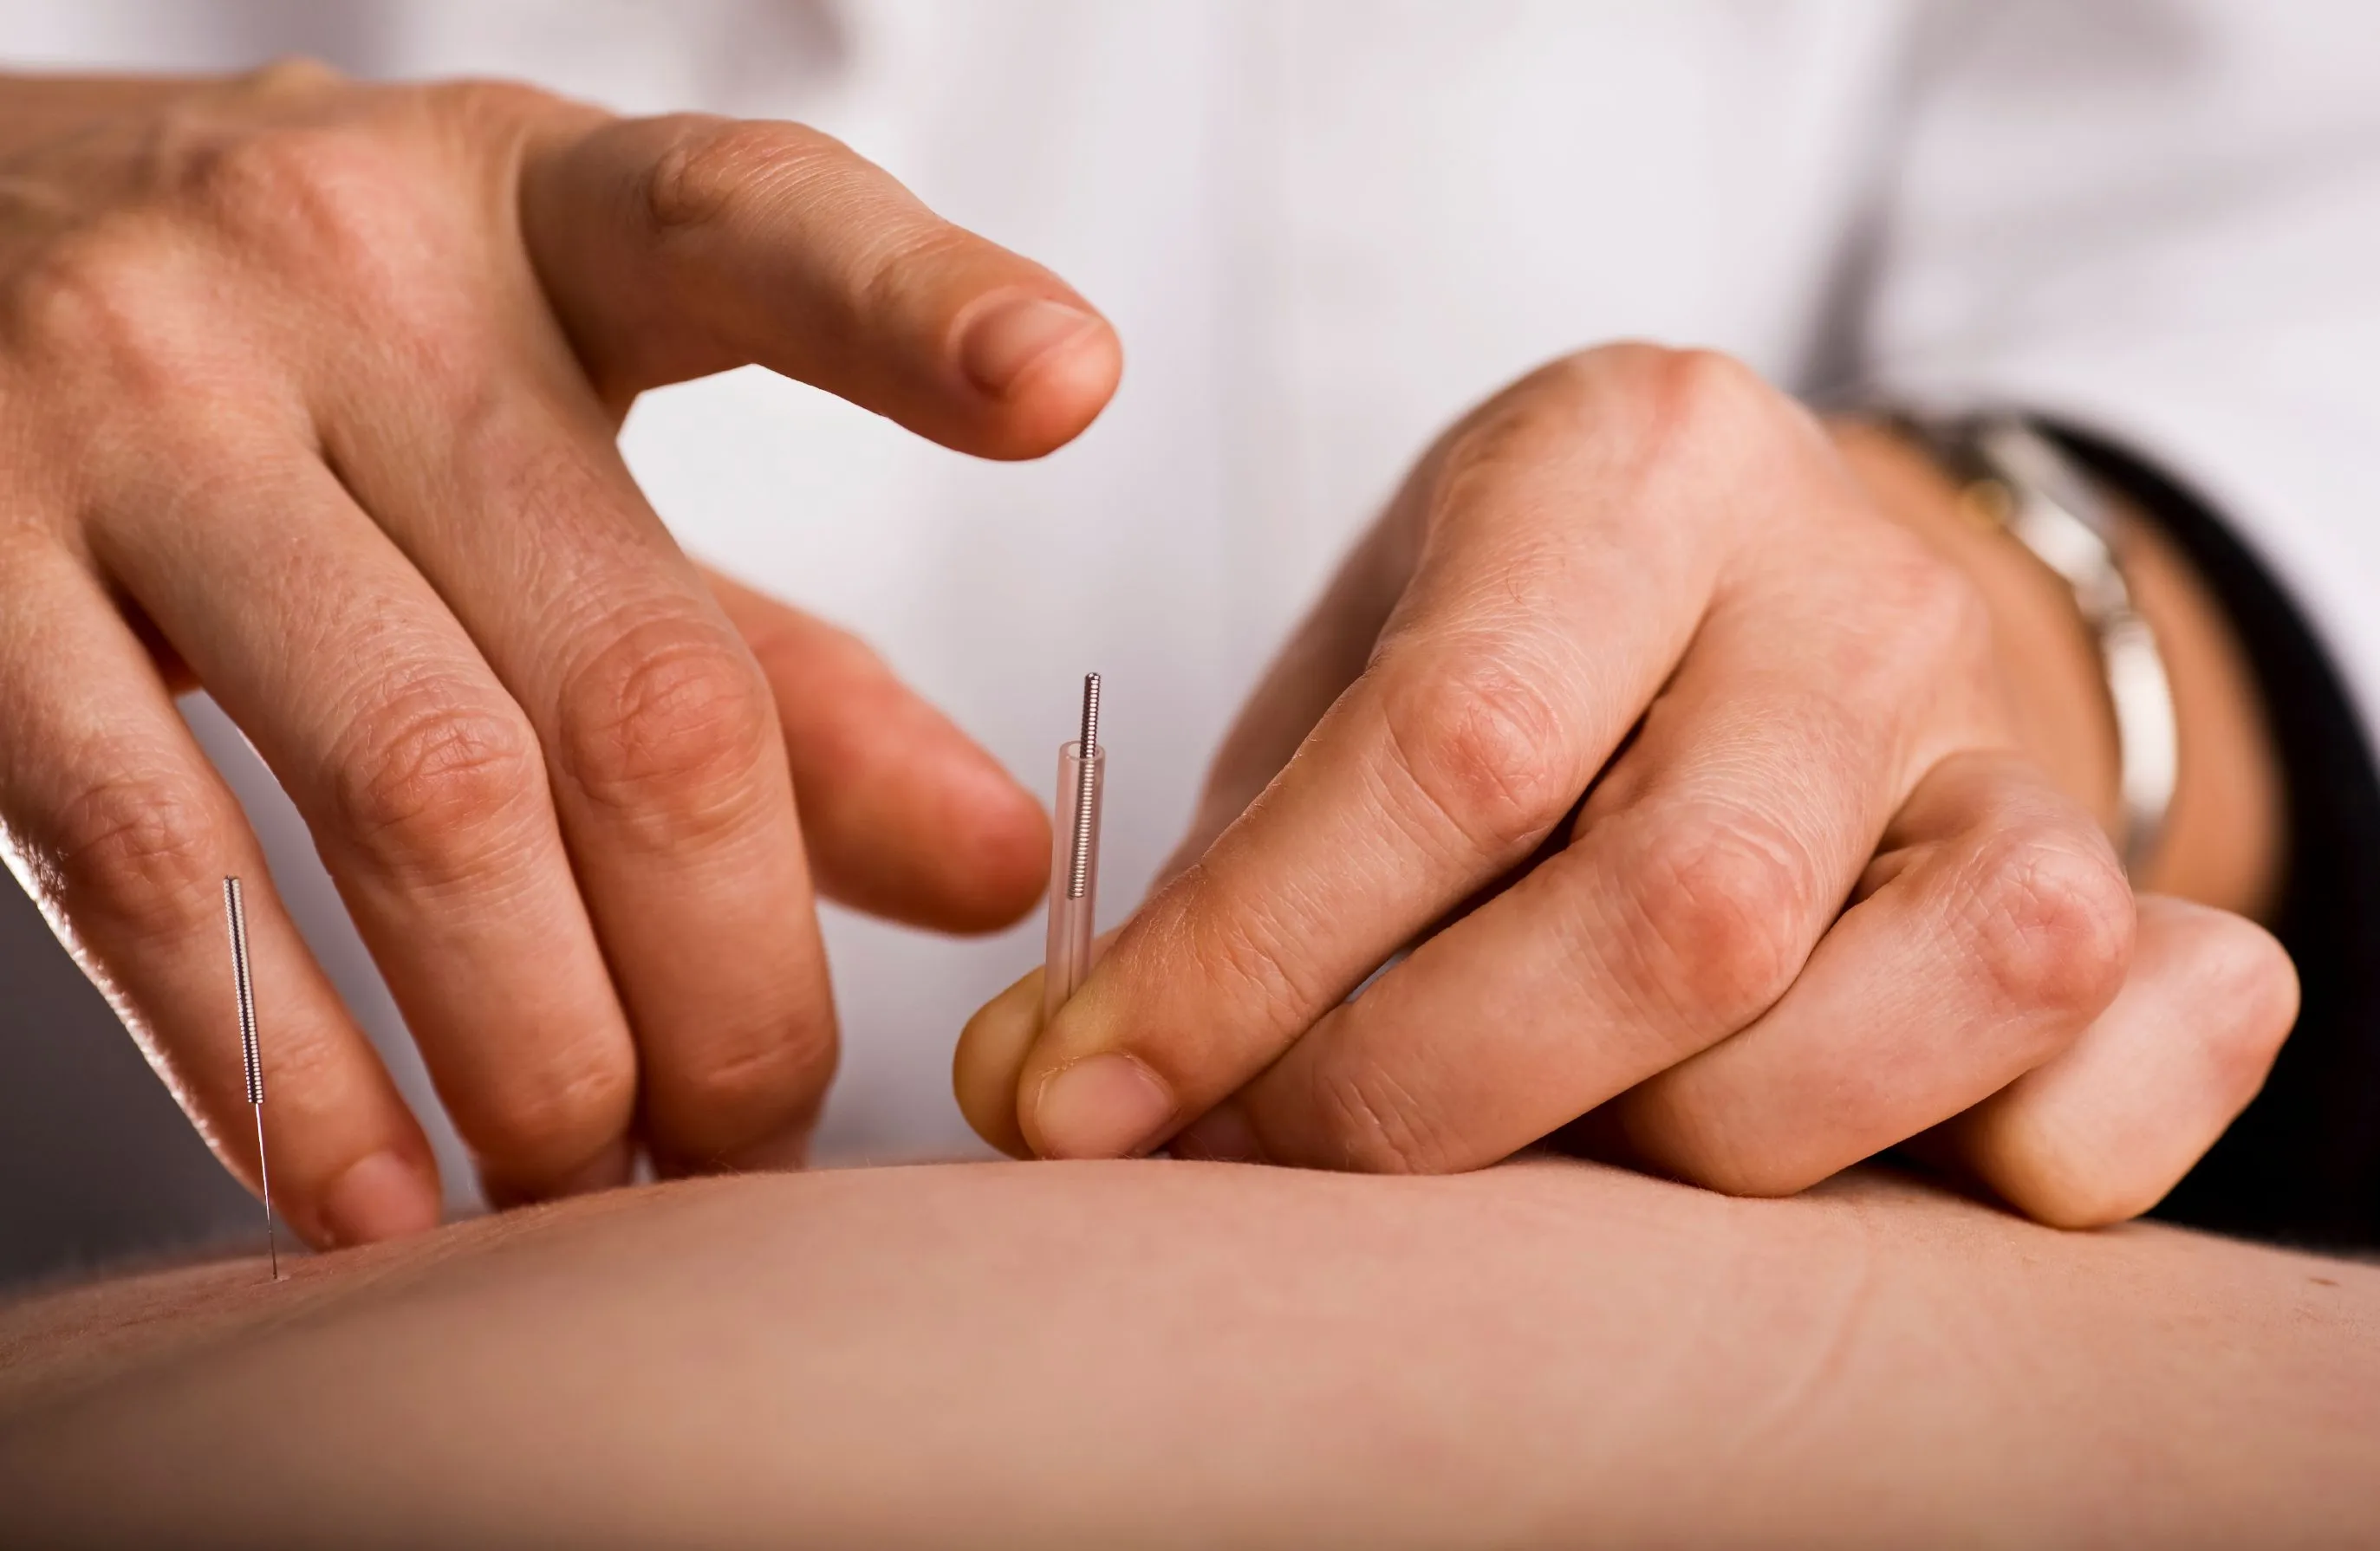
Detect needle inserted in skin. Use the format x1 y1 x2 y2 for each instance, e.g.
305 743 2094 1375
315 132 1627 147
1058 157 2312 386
223 876 278 1282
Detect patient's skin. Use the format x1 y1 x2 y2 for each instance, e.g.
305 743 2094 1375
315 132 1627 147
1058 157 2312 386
2 1160 2374 1548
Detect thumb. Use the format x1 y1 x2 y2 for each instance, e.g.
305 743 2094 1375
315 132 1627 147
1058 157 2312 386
520 111 1121 458
953 924 1130 1158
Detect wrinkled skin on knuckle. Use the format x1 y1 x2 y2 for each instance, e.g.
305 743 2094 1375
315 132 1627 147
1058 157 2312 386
35 768 224 940
1622 805 1818 1033
325 680 549 888
1962 825 2135 1035
555 614 783 846
639 114 851 237
1375 646 1577 862
626 113 948 384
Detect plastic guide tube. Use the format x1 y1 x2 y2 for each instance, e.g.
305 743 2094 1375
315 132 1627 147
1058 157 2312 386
1044 673 1104 1024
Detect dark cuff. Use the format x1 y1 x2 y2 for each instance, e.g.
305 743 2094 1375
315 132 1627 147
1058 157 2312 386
2052 425 2380 1249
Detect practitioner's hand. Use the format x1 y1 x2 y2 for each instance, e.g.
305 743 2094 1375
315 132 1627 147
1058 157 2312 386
959 344 2296 1228
0 63 1119 1244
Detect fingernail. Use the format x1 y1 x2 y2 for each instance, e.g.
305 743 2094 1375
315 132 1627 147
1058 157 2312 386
1030 1052 1177 1159
959 295 1099 397
321 1150 439 1248
1170 1100 1265 1164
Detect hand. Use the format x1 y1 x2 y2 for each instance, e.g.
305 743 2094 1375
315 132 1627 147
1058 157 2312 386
958 344 2294 1227
0 62 1120 1244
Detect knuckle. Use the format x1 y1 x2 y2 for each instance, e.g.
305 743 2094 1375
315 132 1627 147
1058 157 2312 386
1434 393 1577 494
1429 361 1615 506
1636 346 1771 456
39 768 223 936
177 119 367 224
556 613 780 844
3 225 195 385
640 114 840 235
426 75 562 134
1624 805 1817 1029
235 55 348 99
328 681 549 884
1965 824 2135 1022
155 107 434 292
1377 648 1577 860
1877 542 1990 673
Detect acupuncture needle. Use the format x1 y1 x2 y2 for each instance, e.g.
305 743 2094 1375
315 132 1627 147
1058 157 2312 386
223 876 280 1281
1044 672 1105 1022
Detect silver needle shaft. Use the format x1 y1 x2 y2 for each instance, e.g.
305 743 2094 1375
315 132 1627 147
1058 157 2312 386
224 876 278 1281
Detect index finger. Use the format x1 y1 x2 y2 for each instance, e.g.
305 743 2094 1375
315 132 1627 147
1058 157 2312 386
517 106 1122 457
1011 349 1757 1160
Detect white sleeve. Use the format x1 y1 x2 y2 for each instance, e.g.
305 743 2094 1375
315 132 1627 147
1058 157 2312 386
1861 1 2380 743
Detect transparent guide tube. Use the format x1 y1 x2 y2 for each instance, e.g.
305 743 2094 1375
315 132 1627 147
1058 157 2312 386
1044 737 1104 1024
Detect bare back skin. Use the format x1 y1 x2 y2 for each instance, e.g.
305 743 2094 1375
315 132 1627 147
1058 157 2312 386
3 1157 2376 1548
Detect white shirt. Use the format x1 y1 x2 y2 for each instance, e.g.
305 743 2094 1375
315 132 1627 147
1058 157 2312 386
5 1 2377 1210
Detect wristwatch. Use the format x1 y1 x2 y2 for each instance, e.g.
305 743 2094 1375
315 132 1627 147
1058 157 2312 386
1899 414 2178 879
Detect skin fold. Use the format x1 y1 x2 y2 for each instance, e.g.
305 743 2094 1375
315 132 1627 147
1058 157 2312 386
3 1158 2375 1548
